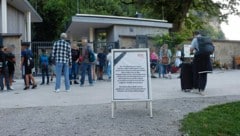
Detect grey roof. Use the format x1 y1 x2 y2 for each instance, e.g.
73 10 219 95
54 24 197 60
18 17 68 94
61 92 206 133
66 14 172 38
7 0 42 22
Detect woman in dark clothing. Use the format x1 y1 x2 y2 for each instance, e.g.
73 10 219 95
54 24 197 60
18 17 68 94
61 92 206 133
190 31 213 95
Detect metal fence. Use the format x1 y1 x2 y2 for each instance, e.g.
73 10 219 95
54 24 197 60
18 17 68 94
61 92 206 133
30 41 119 75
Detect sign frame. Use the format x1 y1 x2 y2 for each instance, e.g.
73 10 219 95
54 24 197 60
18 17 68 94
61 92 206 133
111 48 153 118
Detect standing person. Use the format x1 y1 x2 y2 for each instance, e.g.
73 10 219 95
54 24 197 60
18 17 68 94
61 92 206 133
51 33 72 92
190 31 213 95
92 51 98 82
39 49 49 85
5 46 16 90
49 52 56 82
174 45 182 78
2 47 11 91
80 37 93 86
89 44 97 83
97 48 106 80
150 48 158 78
21 43 37 90
0 46 6 91
159 44 172 78
70 42 80 85
106 49 112 80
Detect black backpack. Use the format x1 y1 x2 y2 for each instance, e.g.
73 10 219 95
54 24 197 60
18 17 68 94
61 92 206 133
0 51 6 72
25 50 34 69
196 37 215 55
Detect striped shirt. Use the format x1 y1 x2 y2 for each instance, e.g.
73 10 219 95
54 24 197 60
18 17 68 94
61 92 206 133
52 39 72 65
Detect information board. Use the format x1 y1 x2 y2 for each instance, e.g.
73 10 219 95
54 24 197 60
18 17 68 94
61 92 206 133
112 49 152 100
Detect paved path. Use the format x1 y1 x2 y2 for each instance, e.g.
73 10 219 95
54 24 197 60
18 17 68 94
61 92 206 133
0 70 240 108
0 70 240 136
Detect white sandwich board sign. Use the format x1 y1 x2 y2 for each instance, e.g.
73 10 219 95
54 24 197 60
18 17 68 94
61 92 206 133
111 48 152 118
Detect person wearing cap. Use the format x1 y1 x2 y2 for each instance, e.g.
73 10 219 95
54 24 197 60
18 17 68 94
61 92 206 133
21 42 37 90
51 33 72 92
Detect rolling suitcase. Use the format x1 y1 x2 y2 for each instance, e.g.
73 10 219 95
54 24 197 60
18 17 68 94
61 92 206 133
180 62 193 91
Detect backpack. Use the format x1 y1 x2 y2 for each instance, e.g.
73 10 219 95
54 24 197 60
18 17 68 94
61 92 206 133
197 37 215 55
26 51 34 69
40 55 49 68
161 49 170 65
161 55 169 65
88 50 96 63
0 51 6 72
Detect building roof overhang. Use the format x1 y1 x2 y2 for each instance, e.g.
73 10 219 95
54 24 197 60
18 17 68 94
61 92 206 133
7 0 42 22
66 14 173 39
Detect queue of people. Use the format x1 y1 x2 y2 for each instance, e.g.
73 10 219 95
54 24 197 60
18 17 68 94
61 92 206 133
1 31 213 96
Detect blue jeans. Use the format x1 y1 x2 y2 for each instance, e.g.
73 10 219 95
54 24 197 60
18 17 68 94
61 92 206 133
41 66 49 83
55 62 70 90
159 64 167 77
69 61 79 81
0 73 3 90
107 63 111 78
80 62 93 85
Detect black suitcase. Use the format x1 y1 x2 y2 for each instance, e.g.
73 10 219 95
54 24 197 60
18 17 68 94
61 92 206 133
180 63 193 91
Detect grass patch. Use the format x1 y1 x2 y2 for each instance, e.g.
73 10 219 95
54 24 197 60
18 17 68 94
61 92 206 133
180 101 240 136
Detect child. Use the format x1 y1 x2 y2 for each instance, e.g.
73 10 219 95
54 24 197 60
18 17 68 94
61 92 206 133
39 49 49 85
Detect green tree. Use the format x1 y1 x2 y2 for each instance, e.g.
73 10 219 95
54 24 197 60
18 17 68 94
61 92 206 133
30 0 74 41
124 0 240 32
29 0 138 41
29 0 239 41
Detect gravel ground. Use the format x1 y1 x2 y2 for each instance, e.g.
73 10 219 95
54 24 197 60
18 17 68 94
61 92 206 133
1 95 240 136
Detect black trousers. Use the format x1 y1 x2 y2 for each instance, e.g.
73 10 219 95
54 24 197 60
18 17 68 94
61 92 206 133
192 53 211 91
193 72 207 90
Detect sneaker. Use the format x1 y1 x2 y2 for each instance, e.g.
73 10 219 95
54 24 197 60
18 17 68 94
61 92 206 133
163 75 168 78
55 89 60 93
40 83 44 85
32 84 37 89
23 86 30 90
10 86 14 90
74 81 79 84
190 89 198 93
151 75 157 78
199 91 205 96
89 83 94 86
65 89 71 92
80 84 84 87
3 87 7 91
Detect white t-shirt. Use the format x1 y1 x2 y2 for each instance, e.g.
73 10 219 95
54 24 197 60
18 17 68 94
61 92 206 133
174 50 182 67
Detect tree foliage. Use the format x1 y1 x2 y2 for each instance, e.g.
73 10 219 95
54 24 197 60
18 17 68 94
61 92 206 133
29 0 240 41
125 0 240 32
